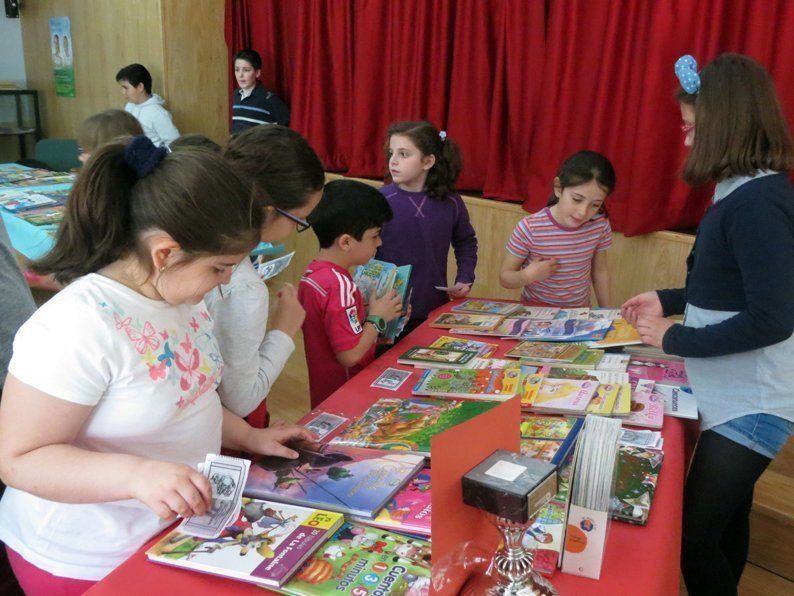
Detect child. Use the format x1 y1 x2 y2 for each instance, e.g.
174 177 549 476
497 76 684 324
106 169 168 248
204 125 324 423
231 49 290 133
622 53 794 595
169 133 221 153
0 136 312 592
77 109 143 164
116 63 180 147
377 121 478 335
500 150 615 307
299 180 404 407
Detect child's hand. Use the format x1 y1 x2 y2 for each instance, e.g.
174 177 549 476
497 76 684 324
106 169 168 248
621 291 663 327
447 282 472 299
129 460 212 521
635 314 676 349
270 283 305 337
522 257 558 283
246 423 317 459
368 289 403 323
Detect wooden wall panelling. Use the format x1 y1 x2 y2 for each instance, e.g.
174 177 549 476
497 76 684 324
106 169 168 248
21 0 165 139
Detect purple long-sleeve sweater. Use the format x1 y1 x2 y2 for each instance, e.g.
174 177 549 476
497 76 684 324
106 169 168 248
376 183 478 321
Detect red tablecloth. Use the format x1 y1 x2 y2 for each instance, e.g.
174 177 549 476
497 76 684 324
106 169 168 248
87 301 685 596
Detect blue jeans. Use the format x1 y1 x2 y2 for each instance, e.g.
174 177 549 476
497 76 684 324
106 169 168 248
711 413 794 459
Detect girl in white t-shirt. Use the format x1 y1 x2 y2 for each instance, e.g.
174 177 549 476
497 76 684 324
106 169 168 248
0 136 313 594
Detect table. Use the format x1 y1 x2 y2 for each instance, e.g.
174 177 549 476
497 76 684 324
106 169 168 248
88 301 685 596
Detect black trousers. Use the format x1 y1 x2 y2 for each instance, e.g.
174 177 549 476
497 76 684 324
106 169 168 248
681 430 771 596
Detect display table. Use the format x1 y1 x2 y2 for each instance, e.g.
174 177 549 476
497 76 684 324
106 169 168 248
87 301 685 596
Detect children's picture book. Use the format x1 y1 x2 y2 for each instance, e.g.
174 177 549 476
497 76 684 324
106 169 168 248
0 188 69 212
429 335 499 358
146 498 344 589
588 308 621 321
520 415 584 467
302 412 349 440
627 357 688 387
411 364 522 400
329 396 499 456
596 353 631 372
555 307 590 320
16 205 64 226
353 258 412 342
610 446 664 525
494 316 536 338
525 378 599 415
520 372 546 410
586 317 642 348
451 299 521 316
429 312 503 330
654 384 698 420
522 319 612 342
611 383 633 417
520 415 579 440
624 380 664 429
518 306 561 320
504 341 586 363
351 468 431 536
281 522 431 595
396 346 479 369
0 173 75 188
586 383 620 415
245 441 425 518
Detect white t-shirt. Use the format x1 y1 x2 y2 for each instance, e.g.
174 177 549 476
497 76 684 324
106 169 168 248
0 274 223 580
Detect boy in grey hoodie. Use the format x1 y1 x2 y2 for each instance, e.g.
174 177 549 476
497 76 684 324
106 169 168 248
116 63 179 147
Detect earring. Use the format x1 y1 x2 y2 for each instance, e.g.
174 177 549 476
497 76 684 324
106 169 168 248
159 265 166 273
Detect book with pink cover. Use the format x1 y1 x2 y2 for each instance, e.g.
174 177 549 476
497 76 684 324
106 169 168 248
624 379 664 429
350 468 431 536
526 378 599 415
627 357 688 387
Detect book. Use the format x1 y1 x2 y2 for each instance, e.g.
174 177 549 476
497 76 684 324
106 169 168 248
0 188 69 212
521 319 612 342
429 335 498 358
352 258 412 342
396 346 479 369
526 378 599 415
627 357 688 387
586 318 642 348
429 312 503 330
329 396 499 456
611 383 633 417
654 384 698 420
145 498 344 589
281 522 431 595
596 353 631 372
586 383 619 415
244 441 424 518
610 446 664 525
411 365 523 400
516 306 560 320
16 205 64 226
624 379 664 429
554 307 590 320
451 299 521 316
520 371 546 410
623 343 684 361
351 468 431 536
520 415 584 467
588 308 621 321
504 341 586 362
494 316 535 337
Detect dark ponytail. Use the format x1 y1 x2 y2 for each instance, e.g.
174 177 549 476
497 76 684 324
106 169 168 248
546 150 616 208
385 121 462 201
33 137 260 284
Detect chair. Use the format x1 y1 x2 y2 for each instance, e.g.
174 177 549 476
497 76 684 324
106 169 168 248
27 138 81 172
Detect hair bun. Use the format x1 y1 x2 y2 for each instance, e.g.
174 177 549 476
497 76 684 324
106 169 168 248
124 135 168 179
675 54 700 94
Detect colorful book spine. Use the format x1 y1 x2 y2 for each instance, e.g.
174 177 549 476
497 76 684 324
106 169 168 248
350 469 431 536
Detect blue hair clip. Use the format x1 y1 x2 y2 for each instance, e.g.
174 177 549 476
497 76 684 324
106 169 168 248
124 135 168 179
675 54 700 94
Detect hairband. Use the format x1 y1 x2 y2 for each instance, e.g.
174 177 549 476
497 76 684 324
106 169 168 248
675 54 700 95
439 130 447 142
124 135 168 179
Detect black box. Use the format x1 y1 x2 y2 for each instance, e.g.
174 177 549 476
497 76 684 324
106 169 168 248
462 449 557 523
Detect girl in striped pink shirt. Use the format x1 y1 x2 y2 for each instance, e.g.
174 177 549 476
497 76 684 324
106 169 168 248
500 151 615 307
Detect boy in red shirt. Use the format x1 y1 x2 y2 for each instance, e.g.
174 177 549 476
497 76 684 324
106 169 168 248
299 180 404 407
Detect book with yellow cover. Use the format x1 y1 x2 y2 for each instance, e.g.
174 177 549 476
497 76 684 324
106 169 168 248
429 335 499 358
586 318 642 348
586 383 619 415
429 312 503 330
612 383 633 417
526 378 598 415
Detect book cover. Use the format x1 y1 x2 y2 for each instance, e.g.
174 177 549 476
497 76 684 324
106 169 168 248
411 365 522 400
281 522 431 595
16 205 64 226
526 378 599 414
146 499 343 588
588 308 621 321
397 346 479 368
329 396 499 456
517 306 561 320
609 446 664 525
451 299 520 316
586 383 619 415
654 384 698 420
351 468 431 536
504 341 585 362
429 312 503 330
520 415 579 440
522 319 612 342
520 415 584 467
627 357 688 387
245 441 425 518
353 259 397 304
586 318 642 348
624 380 664 429
429 335 498 358
611 382 633 417
0 188 69 212
494 316 535 337
384 264 412 342
596 353 631 372
520 372 545 410
554 307 590 320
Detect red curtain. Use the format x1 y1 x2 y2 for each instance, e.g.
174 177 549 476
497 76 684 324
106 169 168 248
226 0 794 235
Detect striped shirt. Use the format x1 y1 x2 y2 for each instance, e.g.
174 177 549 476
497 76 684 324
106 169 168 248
506 208 612 306
231 85 290 133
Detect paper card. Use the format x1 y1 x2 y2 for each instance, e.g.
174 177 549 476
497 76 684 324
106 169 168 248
370 367 412 391
254 251 295 281
562 506 610 579
302 412 348 440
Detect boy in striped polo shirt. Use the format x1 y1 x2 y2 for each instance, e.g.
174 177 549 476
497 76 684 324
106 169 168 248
231 49 290 133
500 151 615 307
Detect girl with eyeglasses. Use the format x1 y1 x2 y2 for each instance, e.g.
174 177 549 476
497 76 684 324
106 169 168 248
204 125 325 426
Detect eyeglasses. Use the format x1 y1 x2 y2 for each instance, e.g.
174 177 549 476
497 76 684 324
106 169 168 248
275 207 311 233
681 122 695 134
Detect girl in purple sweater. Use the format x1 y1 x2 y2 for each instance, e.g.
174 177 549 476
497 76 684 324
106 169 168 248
377 121 478 336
